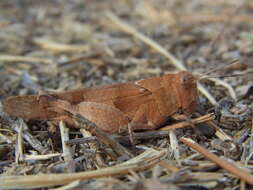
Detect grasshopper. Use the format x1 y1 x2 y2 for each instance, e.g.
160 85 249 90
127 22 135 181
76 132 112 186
3 71 198 133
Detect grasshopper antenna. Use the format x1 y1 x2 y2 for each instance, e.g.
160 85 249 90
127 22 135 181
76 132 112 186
202 59 239 76
199 72 253 81
197 59 251 81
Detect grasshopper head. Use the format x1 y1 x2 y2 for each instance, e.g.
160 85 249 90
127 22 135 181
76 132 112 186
173 71 198 112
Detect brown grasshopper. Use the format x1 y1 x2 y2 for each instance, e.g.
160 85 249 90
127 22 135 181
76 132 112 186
3 71 198 133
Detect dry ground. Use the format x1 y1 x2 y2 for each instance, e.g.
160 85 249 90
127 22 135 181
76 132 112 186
0 0 253 189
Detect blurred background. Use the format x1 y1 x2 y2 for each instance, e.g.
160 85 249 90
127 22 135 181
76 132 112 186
0 0 252 102
1 1 253 189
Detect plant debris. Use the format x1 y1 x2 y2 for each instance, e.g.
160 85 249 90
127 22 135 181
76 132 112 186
0 0 253 190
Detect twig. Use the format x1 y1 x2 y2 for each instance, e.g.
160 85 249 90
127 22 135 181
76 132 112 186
180 137 253 185
0 54 53 64
59 121 73 162
106 11 217 105
0 148 167 189
33 38 90 53
160 113 214 131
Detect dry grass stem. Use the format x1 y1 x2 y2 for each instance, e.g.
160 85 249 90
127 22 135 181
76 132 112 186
15 119 24 163
59 121 73 162
33 38 90 53
160 113 214 131
1 2 252 189
169 130 180 162
187 172 224 181
24 153 62 161
158 161 179 172
0 149 167 189
181 137 253 185
0 54 53 64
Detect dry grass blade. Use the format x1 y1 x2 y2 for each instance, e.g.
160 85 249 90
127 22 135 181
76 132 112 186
0 54 53 64
33 38 90 53
24 153 62 161
15 119 24 163
59 121 73 162
158 161 179 172
169 130 180 162
0 148 167 189
180 137 253 185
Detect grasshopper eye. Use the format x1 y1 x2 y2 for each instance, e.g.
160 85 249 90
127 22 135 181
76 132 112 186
180 73 195 89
